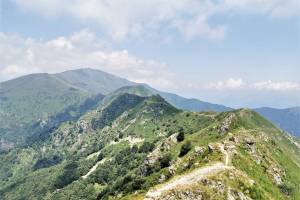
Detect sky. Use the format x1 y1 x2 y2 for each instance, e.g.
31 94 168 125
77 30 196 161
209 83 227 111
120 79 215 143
0 0 299 108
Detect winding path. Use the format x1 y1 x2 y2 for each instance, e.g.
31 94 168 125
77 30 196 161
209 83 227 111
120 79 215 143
145 162 233 199
145 144 232 199
82 158 107 179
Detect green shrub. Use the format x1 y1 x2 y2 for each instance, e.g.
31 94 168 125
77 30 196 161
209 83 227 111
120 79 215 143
279 182 294 196
33 155 62 170
97 152 104 161
138 142 155 153
54 161 79 189
159 153 172 168
176 131 185 142
179 141 192 157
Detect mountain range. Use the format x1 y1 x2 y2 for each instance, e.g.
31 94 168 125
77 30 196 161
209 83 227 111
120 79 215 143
0 68 300 199
0 68 231 150
254 107 300 138
0 91 299 200
0 68 298 151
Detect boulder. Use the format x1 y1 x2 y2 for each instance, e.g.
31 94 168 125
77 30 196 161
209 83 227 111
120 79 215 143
194 146 205 155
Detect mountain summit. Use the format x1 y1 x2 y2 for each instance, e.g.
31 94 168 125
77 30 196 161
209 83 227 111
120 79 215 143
0 91 299 199
0 68 231 150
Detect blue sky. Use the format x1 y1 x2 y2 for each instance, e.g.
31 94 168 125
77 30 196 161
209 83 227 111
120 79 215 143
0 0 299 108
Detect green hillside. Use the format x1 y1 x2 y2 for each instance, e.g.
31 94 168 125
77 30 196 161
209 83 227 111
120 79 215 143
0 93 299 200
0 68 137 150
0 73 94 147
99 84 232 112
0 69 232 151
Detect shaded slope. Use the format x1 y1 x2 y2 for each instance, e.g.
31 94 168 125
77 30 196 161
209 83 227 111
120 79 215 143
100 84 232 112
0 72 108 149
0 68 230 149
159 91 232 112
0 73 91 145
255 107 300 137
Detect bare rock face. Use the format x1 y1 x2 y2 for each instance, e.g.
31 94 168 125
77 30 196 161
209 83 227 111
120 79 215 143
194 146 205 155
244 138 255 146
140 134 177 176
243 137 256 153
228 188 252 200
267 166 285 185
229 136 236 143
76 120 90 133
160 134 178 151
208 144 214 153
237 191 252 200
218 113 236 134
201 179 225 194
168 165 176 175
158 190 203 200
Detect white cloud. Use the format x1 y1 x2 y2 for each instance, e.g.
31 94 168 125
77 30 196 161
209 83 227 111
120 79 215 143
11 0 299 40
223 0 300 18
0 31 175 90
208 78 245 90
253 80 300 91
206 78 300 92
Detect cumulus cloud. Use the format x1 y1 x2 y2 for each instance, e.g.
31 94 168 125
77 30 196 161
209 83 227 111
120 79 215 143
206 78 300 92
208 78 245 90
253 80 300 91
0 31 175 90
10 0 299 40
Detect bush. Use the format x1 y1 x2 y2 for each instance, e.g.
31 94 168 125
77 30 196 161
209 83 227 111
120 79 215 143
179 141 192 157
138 142 155 153
176 132 185 142
159 153 172 168
97 152 104 161
54 161 79 189
279 182 294 196
33 155 62 170
131 176 145 190
178 127 184 133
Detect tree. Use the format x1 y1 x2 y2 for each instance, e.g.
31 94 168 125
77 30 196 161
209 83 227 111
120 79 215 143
138 141 155 153
179 141 192 157
97 152 104 161
54 161 79 189
176 131 185 142
159 153 172 168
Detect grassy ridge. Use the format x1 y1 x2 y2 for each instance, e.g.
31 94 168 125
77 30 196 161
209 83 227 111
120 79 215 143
0 94 299 200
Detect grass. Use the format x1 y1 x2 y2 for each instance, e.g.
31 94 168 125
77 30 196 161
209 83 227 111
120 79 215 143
1 96 300 200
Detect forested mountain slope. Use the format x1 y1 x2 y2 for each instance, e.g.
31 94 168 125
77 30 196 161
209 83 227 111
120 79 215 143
0 93 299 200
0 69 231 150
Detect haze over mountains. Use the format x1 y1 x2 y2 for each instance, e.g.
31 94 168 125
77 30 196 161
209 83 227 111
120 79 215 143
1 0 299 199
0 68 300 199
0 75 300 199
0 68 298 150
255 107 300 137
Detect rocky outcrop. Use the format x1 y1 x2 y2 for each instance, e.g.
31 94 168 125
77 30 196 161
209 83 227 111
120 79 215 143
267 166 285 185
218 113 236 134
156 190 203 200
194 146 205 155
76 120 90 133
